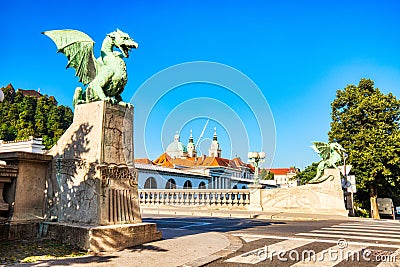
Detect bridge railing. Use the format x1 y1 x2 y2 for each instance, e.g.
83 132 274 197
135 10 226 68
139 189 251 209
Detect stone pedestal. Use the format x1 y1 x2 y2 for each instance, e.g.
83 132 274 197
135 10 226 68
42 222 161 252
248 184 263 212
45 101 161 251
0 152 51 221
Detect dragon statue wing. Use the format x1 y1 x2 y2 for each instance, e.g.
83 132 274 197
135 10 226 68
311 141 331 160
42 30 97 85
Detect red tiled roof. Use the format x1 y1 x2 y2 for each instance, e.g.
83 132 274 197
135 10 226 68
247 164 255 172
267 168 298 175
134 158 155 165
153 153 254 170
18 89 42 98
5 83 15 92
1 84 15 94
153 153 174 168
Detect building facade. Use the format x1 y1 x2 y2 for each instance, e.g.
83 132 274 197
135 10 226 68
136 130 278 190
0 137 45 154
268 167 300 187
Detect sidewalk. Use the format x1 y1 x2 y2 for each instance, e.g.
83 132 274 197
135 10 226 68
14 231 237 267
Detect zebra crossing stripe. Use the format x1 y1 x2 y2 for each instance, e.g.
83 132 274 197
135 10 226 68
296 233 400 244
232 234 400 248
339 223 400 230
311 229 399 238
225 239 312 264
321 227 400 234
291 244 366 267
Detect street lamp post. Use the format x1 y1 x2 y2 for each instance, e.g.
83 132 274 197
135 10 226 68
248 151 266 185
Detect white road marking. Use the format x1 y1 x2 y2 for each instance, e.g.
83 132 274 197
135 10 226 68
178 222 211 229
321 227 400 234
240 236 264 243
311 229 399 238
225 239 312 264
230 222 400 266
232 234 400 249
296 233 400 244
338 223 400 230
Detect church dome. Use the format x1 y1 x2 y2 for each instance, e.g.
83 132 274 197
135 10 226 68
166 133 187 158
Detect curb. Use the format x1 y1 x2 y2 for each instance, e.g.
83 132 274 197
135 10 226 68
182 233 243 267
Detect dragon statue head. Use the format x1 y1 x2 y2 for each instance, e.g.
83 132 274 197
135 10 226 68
108 29 138 58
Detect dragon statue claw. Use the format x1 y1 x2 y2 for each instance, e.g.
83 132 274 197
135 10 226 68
43 29 138 107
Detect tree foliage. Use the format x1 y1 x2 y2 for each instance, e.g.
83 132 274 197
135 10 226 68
0 87 73 149
328 78 400 215
294 162 318 185
260 169 274 180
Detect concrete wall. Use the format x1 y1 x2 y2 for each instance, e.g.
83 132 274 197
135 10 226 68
261 169 347 215
0 152 52 221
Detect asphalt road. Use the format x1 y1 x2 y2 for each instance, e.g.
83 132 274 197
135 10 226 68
143 215 400 267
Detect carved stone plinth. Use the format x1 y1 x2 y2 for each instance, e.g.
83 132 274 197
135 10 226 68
45 101 161 251
43 222 162 252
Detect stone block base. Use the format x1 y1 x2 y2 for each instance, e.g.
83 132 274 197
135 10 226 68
0 221 40 241
41 222 162 252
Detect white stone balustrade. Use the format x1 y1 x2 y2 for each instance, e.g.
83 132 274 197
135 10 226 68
138 169 349 215
139 189 250 210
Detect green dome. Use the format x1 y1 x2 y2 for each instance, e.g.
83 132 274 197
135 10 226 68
166 133 187 158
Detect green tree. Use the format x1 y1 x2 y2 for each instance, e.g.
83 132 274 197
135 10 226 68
328 78 400 219
16 96 37 139
260 169 274 180
35 96 51 137
294 162 318 185
0 85 73 149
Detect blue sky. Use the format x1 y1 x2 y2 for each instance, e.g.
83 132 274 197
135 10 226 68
2 1 400 169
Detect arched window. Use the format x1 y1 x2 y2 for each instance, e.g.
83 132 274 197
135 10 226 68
183 180 192 189
165 178 176 189
242 185 247 189
232 185 238 189
198 181 206 189
144 177 157 189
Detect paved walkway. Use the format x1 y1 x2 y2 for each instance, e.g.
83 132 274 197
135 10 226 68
14 232 233 267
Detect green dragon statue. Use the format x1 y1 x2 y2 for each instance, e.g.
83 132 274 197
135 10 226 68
308 141 345 183
43 29 138 107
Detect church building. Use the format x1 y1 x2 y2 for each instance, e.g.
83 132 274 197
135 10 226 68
136 129 277 190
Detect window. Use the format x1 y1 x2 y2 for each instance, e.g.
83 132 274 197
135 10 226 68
183 180 192 189
198 181 206 189
165 178 176 189
144 177 157 189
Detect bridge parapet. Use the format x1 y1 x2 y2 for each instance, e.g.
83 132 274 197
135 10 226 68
139 189 250 210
